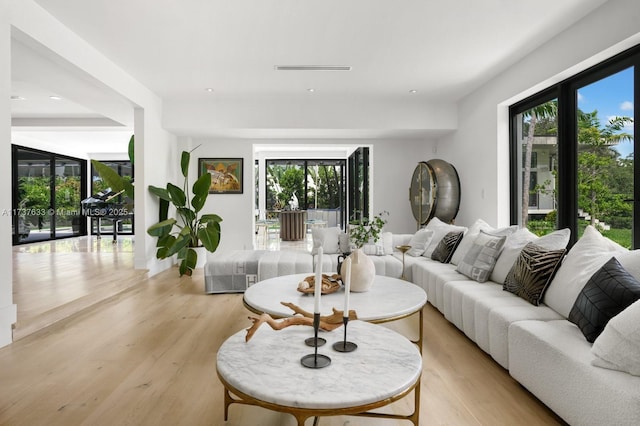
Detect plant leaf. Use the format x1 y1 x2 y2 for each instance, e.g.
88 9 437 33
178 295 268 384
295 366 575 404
148 185 171 201
91 160 126 193
147 219 176 237
127 135 135 164
180 151 190 178
193 172 211 198
198 221 221 252
167 183 186 207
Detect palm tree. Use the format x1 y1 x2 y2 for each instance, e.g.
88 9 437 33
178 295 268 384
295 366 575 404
521 100 557 225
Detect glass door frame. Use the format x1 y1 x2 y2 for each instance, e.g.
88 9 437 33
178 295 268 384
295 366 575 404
510 44 640 248
11 145 88 245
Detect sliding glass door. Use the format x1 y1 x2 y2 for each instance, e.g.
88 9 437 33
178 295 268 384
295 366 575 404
12 146 87 244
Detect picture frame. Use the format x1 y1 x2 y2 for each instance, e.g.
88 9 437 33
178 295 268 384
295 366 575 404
198 158 243 194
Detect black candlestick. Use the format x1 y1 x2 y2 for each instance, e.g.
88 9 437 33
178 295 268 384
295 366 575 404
301 313 331 368
304 311 326 347
332 316 357 352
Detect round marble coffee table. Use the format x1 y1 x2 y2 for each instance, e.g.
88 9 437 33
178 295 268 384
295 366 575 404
216 320 422 425
243 273 427 350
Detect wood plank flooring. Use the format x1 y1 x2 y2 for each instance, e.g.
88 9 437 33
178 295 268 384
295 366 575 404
3 237 566 425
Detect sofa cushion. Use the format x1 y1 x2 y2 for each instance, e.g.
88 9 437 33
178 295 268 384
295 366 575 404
456 230 507 282
569 257 640 343
431 231 464 263
406 228 434 257
544 225 627 318
422 217 468 259
311 227 342 254
592 299 640 376
491 227 570 284
503 242 566 305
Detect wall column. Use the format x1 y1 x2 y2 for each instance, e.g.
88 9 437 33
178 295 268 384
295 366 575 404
0 0 17 348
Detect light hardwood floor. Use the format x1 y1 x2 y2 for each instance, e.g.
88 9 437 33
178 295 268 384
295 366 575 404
2 237 566 425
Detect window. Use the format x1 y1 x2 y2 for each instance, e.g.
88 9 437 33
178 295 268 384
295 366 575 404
90 160 134 235
510 45 639 248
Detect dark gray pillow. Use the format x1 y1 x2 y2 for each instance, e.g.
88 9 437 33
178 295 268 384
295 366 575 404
431 231 464 263
569 257 640 343
503 242 566 305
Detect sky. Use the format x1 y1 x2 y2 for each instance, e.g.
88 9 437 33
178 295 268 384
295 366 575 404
577 66 634 158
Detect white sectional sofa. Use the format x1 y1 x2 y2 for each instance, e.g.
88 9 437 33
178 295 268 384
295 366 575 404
205 219 640 425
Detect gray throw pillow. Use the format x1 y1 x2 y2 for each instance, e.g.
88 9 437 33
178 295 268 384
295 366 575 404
456 230 507 282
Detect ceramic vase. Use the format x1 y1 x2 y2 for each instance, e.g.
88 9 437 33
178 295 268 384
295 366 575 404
348 248 375 292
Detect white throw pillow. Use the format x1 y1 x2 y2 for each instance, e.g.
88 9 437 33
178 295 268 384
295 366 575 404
591 299 640 376
311 227 341 254
380 232 394 255
406 229 434 257
450 219 491 265
422 217 468 258
490 227 570 284
615 250 640 281
544 226 626 318
338 232 351 253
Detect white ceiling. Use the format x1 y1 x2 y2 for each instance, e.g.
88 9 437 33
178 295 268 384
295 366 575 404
11 0 609 152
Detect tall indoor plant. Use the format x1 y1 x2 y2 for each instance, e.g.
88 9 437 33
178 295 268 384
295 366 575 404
147 148 222 276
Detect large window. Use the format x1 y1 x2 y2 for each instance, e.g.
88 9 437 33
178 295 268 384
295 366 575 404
12 146 87 244
510 45 639 248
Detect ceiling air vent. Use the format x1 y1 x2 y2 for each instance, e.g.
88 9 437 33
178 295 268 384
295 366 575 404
275 65 352 71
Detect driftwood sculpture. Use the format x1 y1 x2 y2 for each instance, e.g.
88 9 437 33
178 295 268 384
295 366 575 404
245 302 357 342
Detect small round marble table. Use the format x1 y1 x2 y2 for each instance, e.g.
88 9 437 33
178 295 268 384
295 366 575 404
243 273 428 350
216 320 422 425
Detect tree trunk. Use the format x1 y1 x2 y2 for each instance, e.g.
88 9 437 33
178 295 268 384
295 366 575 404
522 114 537 226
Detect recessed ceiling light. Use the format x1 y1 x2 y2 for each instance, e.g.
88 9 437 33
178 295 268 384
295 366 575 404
307 88 315 93
275 65 351 71
10 95 26 101
205 88 214 93
49 95 62 100
409 89 418 94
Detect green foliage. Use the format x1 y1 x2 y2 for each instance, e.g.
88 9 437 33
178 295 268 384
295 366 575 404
526 220 555 236
147 148 223 277
90 135 135 199
349 211 389 248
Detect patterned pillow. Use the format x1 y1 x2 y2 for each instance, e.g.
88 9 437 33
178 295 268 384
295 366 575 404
431 231 464 263
569 257 640 343
456 230 507 282
503 242 566 305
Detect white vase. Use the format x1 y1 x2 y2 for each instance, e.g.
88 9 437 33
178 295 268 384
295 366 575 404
348 248 375 292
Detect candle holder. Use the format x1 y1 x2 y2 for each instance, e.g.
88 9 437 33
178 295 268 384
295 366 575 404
301 313 331 368
332 316 357 352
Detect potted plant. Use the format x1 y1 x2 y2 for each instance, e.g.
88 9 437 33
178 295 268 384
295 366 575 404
349 210 389 248
147 148 222 276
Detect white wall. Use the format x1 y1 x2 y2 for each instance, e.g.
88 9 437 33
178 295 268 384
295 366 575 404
0 0 17 348
437 0 640 229
0 0 179 344
184 137 438 252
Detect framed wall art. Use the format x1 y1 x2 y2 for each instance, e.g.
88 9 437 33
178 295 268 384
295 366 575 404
198 158 243 194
